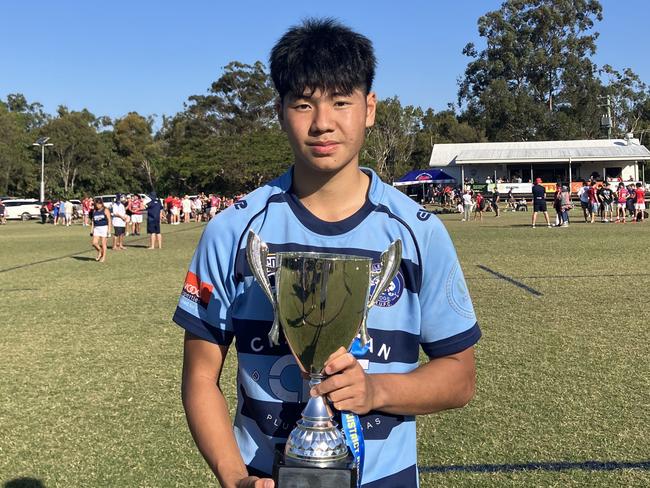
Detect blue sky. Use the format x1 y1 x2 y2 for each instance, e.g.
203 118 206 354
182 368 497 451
1 0 648 125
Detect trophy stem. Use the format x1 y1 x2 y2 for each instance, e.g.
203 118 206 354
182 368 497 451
284 374 349 467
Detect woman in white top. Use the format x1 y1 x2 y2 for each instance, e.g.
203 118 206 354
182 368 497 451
182 196 192 223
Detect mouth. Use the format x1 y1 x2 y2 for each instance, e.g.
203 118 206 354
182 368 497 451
307 141 340 155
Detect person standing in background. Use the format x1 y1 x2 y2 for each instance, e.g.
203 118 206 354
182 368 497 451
64 199 73 226
0 199 5 225
634 182 646 222
615 183 628 223
577 181 590 223
531 178 551 228
587 182 598 224
182 195 192 223
193 196 203 223
82 196 92 226
129 195 143 235
559 184 571 227
111 194 128 250
599 182 614 223
209 193 219 220
90 198 112 262
146 192 162 249
490 188 500 217
52 199 60 225
473 192 485 222
461 189 472 222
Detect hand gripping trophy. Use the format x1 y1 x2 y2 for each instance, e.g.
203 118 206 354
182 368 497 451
246 230 402 487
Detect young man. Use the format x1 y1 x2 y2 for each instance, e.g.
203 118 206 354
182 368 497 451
490 188 500 217
531 178 551 228
598 182 614 223
145 192 163 249
174 19 480 488
634 182 646 222
473 191 485 222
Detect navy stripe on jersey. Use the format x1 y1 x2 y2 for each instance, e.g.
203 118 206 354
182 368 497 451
172 306 234 345
233 318 291 356
234 243 420 294
363 464 418 488
239 384 413 441
421 322 481 358
233 318 420 364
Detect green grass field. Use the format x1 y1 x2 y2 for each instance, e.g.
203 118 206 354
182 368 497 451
1 211 648 487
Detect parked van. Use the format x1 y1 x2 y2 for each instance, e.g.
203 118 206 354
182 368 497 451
2 199 42 220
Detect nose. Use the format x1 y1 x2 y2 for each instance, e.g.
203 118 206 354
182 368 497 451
309 104 335 135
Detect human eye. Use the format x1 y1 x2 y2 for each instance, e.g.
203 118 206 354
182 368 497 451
291 101 312 111
334 99 352 107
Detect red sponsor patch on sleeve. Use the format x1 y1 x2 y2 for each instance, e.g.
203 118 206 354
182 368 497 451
181 271 214 308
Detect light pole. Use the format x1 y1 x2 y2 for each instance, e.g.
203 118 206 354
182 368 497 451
32 137 53 202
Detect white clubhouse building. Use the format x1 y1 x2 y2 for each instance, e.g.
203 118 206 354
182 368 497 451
429 138 650 186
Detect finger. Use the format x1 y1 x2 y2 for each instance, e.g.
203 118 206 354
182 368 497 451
237 476 259 488
332 398 362 413
324 352 356 375
326 385 356 404
324 347 348 365
312 374 349 397
256 479 274 488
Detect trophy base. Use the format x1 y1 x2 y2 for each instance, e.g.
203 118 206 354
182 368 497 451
272 446 357 488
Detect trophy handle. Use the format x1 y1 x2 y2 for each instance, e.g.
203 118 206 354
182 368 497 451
359 239 402 345
246 230 281 345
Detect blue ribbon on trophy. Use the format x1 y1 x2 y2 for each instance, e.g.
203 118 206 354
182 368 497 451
341 336 370 487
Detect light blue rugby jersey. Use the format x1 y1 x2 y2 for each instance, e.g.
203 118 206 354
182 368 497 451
173 167 481 487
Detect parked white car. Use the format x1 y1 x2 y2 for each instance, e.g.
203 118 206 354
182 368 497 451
2 199 42 220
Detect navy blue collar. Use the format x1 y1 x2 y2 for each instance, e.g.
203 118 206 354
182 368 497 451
285 169 377 236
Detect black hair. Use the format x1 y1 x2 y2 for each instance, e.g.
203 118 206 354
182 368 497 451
269 18 376 101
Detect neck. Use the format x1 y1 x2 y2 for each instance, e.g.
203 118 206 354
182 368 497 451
292 162 370 222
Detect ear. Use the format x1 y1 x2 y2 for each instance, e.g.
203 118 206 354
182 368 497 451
276 99 285 131
365 92 377 128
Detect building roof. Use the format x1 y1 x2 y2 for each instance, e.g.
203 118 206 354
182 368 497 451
429 139 650 166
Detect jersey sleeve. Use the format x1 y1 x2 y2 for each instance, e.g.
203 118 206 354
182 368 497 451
418 220 481 358
172 223 237 346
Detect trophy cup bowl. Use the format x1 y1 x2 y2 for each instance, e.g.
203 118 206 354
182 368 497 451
246 230 402 487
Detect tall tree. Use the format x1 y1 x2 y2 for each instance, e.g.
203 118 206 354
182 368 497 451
459 0 603 140
0 100 36 196
363 97 421 182
113 112 162 191
601 65 650 137
42 107 106 196
185 61 277 136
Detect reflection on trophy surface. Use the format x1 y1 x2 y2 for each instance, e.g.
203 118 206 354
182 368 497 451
246 230 402 486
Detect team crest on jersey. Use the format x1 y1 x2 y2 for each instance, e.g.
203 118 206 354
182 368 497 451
181 271 214 309
369 262 404 307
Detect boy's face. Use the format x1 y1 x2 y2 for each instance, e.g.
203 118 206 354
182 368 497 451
278 87 376 174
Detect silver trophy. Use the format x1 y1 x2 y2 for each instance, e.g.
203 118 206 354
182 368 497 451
246 230 402 486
